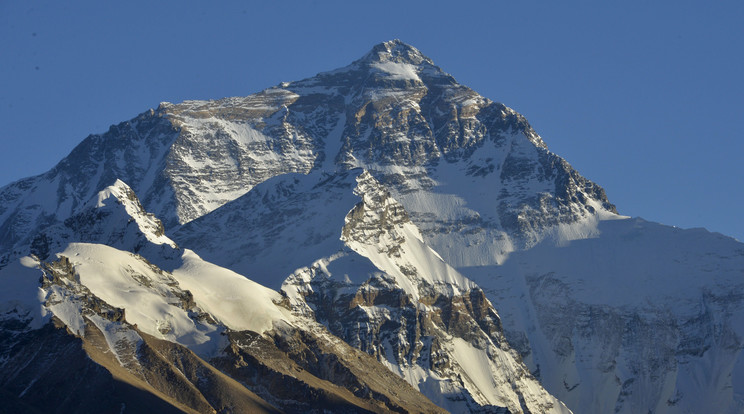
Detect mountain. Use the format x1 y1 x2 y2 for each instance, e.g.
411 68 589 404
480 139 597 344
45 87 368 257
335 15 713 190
0 40 614 263
1 39 742 413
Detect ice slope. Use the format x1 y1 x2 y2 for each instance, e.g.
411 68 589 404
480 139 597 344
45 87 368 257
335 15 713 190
172 249 295 333
0 243 296 362
57 243 218 345
461 218 744 413
57 244 295 350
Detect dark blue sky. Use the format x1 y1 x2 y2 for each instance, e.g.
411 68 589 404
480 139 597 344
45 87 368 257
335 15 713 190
2 1 743 241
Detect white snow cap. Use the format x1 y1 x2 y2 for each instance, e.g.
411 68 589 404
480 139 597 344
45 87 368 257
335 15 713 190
362 39 433 66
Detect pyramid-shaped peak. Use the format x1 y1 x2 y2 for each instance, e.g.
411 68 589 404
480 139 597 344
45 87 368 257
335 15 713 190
362 40 434 66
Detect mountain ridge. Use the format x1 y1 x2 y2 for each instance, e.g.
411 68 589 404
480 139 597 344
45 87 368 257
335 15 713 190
0 177 454 413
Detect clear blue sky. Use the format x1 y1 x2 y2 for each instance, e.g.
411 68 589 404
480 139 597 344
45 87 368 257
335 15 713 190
2 1 743 241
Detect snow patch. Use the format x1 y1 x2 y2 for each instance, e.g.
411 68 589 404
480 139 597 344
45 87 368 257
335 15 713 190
371 62 421 81
172 249 295 333
59 244 219 348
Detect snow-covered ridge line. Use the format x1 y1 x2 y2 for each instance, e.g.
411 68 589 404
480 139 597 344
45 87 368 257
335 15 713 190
279 169 570 413
2 242 300 361
342 171 477 298
85 179 176 248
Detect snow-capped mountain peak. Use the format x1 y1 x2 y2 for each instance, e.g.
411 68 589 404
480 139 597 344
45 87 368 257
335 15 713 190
84 179 176 248
361 39 433 66
1 40 742 413
23 179 177 265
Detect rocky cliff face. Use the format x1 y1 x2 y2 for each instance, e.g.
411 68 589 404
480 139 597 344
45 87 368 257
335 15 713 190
177 169 570 412
280 171 569 413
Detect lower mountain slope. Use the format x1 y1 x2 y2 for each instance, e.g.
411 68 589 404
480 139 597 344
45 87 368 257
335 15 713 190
0 318 206 414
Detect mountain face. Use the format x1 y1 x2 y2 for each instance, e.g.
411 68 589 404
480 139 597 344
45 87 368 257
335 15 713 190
188 169 567 413
0 40 614 265
473 219 744 414
1 40 742 413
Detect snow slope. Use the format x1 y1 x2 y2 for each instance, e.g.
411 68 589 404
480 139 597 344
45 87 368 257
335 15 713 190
172 249 295 334
180 168 570 413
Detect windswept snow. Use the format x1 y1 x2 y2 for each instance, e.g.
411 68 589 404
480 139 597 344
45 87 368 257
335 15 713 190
14 242 298 359
172 249 295 333
371 62 421 81
59 243 220 348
